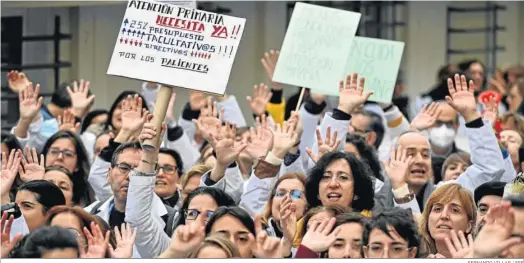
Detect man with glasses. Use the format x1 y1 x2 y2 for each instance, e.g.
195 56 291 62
362 207 420 258
348 110 385 152
85 142 173 258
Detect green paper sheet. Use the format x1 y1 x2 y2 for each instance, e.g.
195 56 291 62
273 2 361 93
343 36 405 103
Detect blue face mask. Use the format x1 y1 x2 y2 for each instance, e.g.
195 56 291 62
40 119 59 138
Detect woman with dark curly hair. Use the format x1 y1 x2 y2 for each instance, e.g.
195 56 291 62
306 152 375 215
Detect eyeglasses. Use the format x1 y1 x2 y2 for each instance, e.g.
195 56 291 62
48 148 76 159
364 245 413 257
274 189 304 200
185 209 214 222
115 163 136 174
321 172 353 183
156 165 178 175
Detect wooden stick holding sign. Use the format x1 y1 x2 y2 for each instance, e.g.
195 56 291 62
141 85 173 151
295 87 306 112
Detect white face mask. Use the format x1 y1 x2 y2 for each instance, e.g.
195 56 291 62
429 124 456 148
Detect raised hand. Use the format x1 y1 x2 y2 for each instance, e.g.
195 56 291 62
245 115 273 160
165 217 205 258
261 50 281 90
193 97 223 144
1 212 23 258
120 94 148 136
445 74 480 122
164 91 177 122
67 79 95 118
385 146 413 190
300 217 340 253
18 82 43 121
270 121 299 159
212 122 247 166
1 150 21 198
138 114 166 155
287 111 303 147
338 73 372 114
189 91 207 111
108 223 137 259
488 70 507 94
306 127 341 164
251 215 282 258
444 230 474 258
279 195 297 257
247 83 272 117
482 96 499 127
7 71 30 93
58 109 81 134
279 195 297 243
18 146 45 183
473 201 521 258
81 222 110 258
410 102 441 131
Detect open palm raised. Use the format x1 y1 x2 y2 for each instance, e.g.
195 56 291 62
445 74 479 122
338 73 373 114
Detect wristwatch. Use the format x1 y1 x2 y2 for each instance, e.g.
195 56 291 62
395 192 415 204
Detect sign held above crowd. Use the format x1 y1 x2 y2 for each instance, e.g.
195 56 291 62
273 2 405 103
107 0 246 150
107 0 245 96
273 2 362 94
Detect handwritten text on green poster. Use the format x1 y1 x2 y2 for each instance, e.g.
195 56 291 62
344 36 405 103
273 2 361 92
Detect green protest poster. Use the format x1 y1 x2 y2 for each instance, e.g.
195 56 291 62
273 2 361 93
343 36 405 103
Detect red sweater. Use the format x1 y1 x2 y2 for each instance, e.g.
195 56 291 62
294 245 320 258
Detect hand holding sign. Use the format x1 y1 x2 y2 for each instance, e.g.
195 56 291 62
108 0 246 95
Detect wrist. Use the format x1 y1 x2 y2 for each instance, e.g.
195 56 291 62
463 111 481 123
289 146 299 154
271 147 288 159
19 116 34 125
72 107 87 118
115 130 133 143
337 105 353 115
1 194 11 205
391 181 407 191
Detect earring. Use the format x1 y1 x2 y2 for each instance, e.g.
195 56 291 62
353 195 359 200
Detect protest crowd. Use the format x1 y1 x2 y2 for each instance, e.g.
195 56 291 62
2 3 524 260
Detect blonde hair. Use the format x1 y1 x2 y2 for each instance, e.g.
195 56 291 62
180 164 212 189
418 183 477 255
260 172 307 228
186 234 240 258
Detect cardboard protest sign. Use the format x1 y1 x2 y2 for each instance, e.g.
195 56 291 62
273 2 361 93
107 0 245 95
159 0 196 9
343 36 405 103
